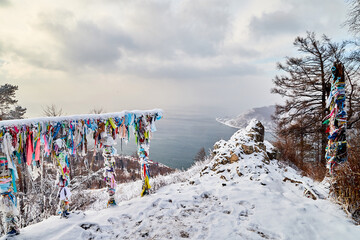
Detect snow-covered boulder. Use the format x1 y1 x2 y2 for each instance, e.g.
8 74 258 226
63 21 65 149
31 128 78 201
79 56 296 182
206 119 277 176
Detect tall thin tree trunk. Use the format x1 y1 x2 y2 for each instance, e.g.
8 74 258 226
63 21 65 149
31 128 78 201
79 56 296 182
320 59 327 165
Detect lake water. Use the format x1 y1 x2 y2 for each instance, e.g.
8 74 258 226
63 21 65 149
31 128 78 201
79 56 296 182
114 109 235 169
115 109 272 169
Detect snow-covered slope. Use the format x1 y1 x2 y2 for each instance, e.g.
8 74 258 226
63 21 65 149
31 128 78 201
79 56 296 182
216 105 275 131
3 119 359 240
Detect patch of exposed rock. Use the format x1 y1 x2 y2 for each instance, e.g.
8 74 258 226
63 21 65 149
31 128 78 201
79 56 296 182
206 119 277 174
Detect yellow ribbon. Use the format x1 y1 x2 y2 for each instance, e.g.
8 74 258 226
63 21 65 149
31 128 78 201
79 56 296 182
109 118 117 130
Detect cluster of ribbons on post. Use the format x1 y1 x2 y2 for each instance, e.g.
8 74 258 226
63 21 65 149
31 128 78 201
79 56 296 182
323 63 347 173
0 109 163 191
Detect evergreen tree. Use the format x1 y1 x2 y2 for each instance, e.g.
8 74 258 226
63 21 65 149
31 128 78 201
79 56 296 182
0 84 26 120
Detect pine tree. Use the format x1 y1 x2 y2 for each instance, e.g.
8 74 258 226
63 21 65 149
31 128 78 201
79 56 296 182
0 84 26 120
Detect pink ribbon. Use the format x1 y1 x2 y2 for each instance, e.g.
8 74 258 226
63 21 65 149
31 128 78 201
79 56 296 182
34 140 41 162
26 134 34 166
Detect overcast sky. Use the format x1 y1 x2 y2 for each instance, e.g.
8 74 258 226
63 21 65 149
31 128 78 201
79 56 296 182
0 0 351 118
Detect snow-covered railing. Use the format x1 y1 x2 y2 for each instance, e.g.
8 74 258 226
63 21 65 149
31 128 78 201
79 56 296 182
0 109 163 156
0 109 163 231
0 109 162 127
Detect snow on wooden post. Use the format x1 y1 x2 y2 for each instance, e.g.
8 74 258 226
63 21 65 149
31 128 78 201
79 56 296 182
0 109 163 225
324 62 347 173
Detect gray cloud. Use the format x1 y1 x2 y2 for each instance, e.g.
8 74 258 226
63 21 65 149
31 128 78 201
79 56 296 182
223 46 260 59
0 0 10 7
2 41 67 71
249 11 303 37
121 61 262 81
31 0 231 71
106 0 230 58
248 0 347 40
167 0 230 56
38 13 134 69
161 63 261 80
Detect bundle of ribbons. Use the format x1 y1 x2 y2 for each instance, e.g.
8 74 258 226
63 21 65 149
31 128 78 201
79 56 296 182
0 109 163 193
323 62 347 173
139 146 151 197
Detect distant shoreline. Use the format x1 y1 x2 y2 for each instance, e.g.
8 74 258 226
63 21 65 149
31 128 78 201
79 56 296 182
215 117 241 129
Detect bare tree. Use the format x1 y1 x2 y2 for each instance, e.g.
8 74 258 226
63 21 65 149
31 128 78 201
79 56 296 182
272 32 360 165
194 147 206 162
42 104 63 117
345 1 360 64
89 107 104 114
346 0 360 35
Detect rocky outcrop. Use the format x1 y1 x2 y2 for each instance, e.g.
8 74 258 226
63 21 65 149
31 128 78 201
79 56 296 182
201 119 324 203
208 119 276 173
245 119 265 143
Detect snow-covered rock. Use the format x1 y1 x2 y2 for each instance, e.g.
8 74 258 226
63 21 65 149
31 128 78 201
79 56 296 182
2 120 360 240
207 119 275 172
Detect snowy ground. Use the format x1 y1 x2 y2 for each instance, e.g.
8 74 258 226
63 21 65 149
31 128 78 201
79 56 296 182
2 122 360 240
3 157 359 240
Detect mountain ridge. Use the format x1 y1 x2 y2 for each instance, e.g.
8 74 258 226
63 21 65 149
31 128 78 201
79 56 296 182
216 105 276 131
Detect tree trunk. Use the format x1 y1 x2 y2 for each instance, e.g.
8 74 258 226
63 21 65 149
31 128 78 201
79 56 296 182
320 58 327 165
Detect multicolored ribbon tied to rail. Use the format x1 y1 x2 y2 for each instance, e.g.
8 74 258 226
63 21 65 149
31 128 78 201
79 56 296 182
0 109 163 226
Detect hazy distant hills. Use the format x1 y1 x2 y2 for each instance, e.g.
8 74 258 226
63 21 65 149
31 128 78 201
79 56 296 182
216 105 276 131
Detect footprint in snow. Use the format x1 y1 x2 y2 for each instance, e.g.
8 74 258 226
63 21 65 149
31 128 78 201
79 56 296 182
246 223 281 240
107 217 120 224
237 200 255 209
151 198 161 207
236 200 255 221
80 223 101 232
119 214 132 220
